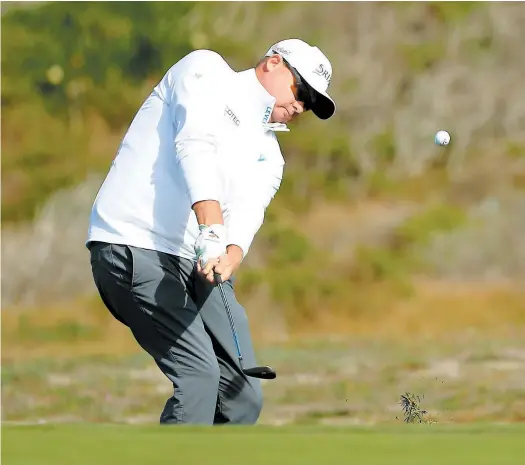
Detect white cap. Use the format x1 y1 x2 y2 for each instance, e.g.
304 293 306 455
264 38 335 120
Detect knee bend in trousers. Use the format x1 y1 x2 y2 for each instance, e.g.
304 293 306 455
178 357 222 406
160 358 222 424
225 381 263 425
243 383 263 424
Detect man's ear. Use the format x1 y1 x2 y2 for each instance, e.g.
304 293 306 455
265 54 283 71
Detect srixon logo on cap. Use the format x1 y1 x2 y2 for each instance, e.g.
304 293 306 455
273 46 290 55
313 64 331 84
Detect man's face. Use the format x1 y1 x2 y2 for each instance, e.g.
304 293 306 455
260 55 310 124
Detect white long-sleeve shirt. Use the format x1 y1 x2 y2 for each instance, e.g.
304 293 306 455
86 50 285 261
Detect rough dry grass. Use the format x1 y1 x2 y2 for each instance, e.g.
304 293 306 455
4 424 525 465
3 321 525 426
3 273 524 426
3 275 525 425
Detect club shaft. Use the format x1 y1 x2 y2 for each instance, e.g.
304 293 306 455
216 281 244 366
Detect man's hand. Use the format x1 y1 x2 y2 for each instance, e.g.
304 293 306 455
197 245 244 284
194 223 227 269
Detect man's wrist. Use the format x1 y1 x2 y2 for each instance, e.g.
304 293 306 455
226 244 244 267
192 200 223 226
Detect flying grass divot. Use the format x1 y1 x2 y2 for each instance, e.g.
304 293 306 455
399 392 437 424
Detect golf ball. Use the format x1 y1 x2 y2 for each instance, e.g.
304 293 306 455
434 130 451 146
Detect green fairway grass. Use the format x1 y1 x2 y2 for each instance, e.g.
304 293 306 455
3 424 524 465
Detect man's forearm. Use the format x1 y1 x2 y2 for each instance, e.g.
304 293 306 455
192 200 223 226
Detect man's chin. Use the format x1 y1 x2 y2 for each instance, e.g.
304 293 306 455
271 116 292 124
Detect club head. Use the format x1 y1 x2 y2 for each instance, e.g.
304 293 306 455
243 366 277 380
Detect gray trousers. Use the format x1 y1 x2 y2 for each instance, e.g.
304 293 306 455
88 241 263 425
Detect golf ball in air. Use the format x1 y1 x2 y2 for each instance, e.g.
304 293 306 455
434 130 451 146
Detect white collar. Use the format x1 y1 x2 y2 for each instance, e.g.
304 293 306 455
236 69 290 132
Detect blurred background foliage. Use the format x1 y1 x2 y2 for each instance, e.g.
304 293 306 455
2 1 195 222
2 1 525 336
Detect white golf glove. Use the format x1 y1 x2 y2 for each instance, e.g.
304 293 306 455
194 223 227 267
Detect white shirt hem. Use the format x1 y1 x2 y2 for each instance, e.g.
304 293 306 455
86 231 197 262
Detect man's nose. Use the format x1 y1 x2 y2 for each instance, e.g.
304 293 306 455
286 104 298 116
291 103 304 115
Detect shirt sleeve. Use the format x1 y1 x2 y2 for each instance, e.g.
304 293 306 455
167 52 228 206
225 161 284 257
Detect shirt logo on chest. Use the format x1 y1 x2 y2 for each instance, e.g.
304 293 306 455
224 106 240 127
262 106 272 124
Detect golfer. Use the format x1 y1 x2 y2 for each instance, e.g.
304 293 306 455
86 38 335 425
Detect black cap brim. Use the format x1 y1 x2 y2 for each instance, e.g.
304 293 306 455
303 80 335 120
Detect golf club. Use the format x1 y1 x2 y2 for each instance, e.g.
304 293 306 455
214 273 277 380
